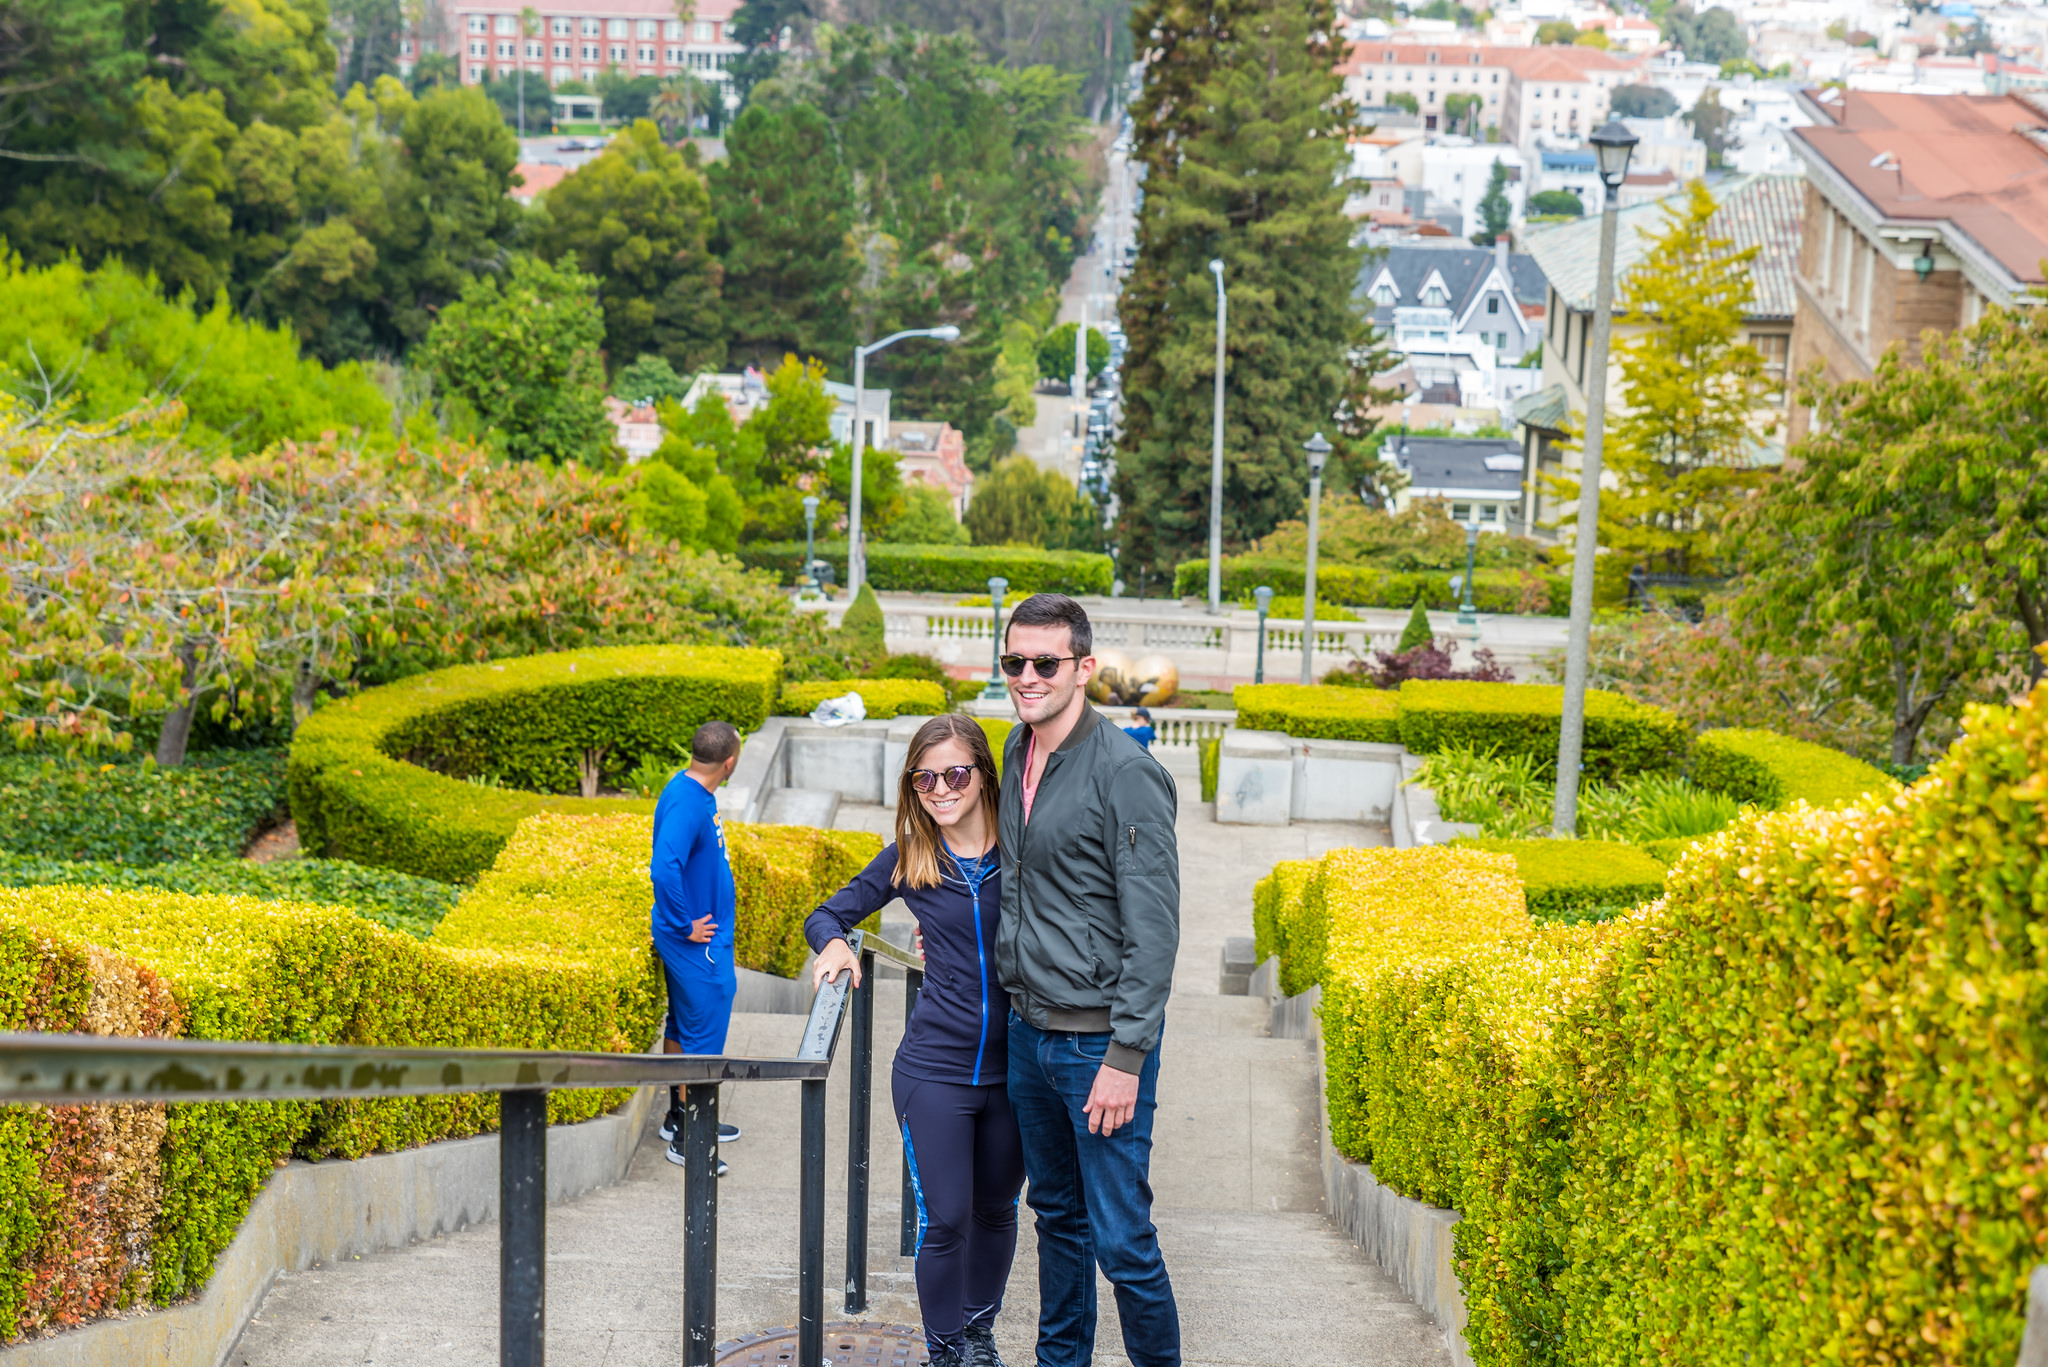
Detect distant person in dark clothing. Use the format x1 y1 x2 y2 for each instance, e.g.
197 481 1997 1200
808 714 1020 1367
650 720 745 1175
1122 706 1155 749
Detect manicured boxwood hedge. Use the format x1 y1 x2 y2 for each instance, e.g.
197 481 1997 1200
1235 684 1401 743
1691 726 1898 810
1447 836 1668 923
775 679 949 720
289 645 780 883
1171 555 1571 616
1396 679 1691 781
1254 679 2048 1365
1199 735 1220 804
741 541 1114 596
0 809 878 1340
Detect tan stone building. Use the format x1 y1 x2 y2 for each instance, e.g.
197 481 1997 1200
1785 88 2048 439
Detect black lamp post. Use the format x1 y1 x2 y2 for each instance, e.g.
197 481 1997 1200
980 576 1010 701
800 494 820 598
1253 585 1274 684
1554 118 1639 837
1299 432 1332 685
1457 513 1480 626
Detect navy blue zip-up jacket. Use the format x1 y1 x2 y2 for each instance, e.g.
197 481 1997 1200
805 843 1005 1087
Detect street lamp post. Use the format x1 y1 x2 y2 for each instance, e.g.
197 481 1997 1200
1456 514 1480 626
1299 433 1331 686
849 325 960 596
980 576 1010 701
1253 585 1274 684
800 494 820 599
1207 259 1227 617
1552 120 1638 838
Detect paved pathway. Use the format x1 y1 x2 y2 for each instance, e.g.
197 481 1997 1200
228 748 1442 1366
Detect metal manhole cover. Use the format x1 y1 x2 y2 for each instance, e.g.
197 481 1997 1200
714 1322 927 1366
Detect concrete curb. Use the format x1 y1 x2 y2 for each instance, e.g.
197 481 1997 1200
1259 958 1473 1367
1 1085 659 1367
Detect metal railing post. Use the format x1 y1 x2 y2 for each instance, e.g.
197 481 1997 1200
682 1081 720 1367
500 1088 547 1367
844 947 875 1314
799 1076 828 1367
900 965 924 1258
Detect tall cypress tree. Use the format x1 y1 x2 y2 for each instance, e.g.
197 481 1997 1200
1115 0 1386 579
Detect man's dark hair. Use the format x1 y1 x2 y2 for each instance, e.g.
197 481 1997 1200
1005 592 1093 657
691 720 742 766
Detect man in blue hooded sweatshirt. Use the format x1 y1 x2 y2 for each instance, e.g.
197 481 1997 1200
650 719 744 1171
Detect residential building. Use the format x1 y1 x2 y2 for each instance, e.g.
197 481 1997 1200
403 0 746 93
1535 147 1602 207
1360 241 1549 366
1338 41 1642 147
1785 87 2048 439
1515 173 1804 534
605 397 662 461
1496 45 1641 150
1418 144 1530 235
824 380 892 451
1377 435 1529 528
682 368 769 426
1617 115 1708 181
887 423 974 521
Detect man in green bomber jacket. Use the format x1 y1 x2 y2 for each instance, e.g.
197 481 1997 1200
993 592 1182 1367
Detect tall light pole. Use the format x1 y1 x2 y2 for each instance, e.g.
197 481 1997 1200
1456 513 1480 626
1552 120 1638 838
1253 585 1274 684
1299 433 1331 685
981 576 1010 701
849 325 960 596
1207 258 1227 617
800 494 820 599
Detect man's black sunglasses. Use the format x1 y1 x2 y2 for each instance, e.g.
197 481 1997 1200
1000 654 1081 679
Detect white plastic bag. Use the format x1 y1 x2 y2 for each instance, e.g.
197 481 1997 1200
810 691 867 726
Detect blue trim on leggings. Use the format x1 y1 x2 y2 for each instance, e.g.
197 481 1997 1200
901 1120 931 1256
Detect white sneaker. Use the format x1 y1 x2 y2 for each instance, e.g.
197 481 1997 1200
664 1143 727 1177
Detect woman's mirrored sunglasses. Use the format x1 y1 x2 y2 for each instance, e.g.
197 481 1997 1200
1000 653 1081 679
909 765 977 793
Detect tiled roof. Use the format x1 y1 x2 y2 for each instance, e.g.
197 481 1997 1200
1357 245 1545 322
1338 40 1637 82
1514 382 1571 433
1791 89 2048 288
1521 173 1806 319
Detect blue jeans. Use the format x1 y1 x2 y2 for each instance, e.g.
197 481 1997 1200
1006 1010 1179 1367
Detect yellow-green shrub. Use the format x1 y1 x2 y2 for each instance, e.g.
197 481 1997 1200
289 645 780 882
1690 726 1897 810
0 808 878 1332
978 718 1014 776
1251 859 1316 978
1234 684 1401 743
1198 735 1220 803
775 679 949 720
1449 837 1668 923
1397 680 1690 780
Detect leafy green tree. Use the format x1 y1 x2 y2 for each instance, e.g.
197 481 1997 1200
1611 85 1679 119
1037 323 1110 385
614 354 691 403
1383 90 1419 114
749 355 836 487
1115 0 1387 577
1661 4 1748 63
634 393 745 552
965 455 1097 549
1685 88 1738 168
707 103 857 371
1528 189 1585 217
0 252 391 453
1444 91 1483 137
884 484 970 545
422 255 615 466
837 583 887 672
535 118 726 376
1473 160 1512 247
835 0 1136 119
1396 598 1433 653
1536 20 1579 43
1545 182 1776 579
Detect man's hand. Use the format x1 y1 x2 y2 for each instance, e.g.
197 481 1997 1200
812 937 861 990
1083 1063 1140 1137
687 913 718 944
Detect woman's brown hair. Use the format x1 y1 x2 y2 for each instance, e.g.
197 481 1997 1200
892 714 1002 890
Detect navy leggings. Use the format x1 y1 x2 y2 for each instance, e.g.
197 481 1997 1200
893 1071 1027 1355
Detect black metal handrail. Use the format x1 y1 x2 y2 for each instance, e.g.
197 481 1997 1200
0 928 930 1367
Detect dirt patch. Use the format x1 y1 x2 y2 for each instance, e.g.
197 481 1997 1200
244 821 300 863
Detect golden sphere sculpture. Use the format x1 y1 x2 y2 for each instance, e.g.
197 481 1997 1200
1087 650 1179 706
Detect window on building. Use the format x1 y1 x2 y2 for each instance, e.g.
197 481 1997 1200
695 20 713 40
496 41 510 56
610 44 625 60
469 65 484 80
469 16 487 32
1487 296 1500 314
1374 282 1396 305
582 19 599 35
553 42 567 58
496 15 516 33
608 19 628 36
638 19 657 37
1750 332 1789 379
1424 284 1448 306
666 46 681 61
1427 49 1440 63
665 20 683 38
1451 503 1470 521
552 18 570 34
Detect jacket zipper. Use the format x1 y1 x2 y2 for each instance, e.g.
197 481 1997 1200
1128 825 1137 852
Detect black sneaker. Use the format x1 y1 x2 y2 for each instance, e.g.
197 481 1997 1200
664 1142 727 1177
658 1106 682 1142
961 1323 1005 1367
718 1122 742 1142
925 1345 967 1367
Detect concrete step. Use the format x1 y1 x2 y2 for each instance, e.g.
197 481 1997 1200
759 786 840 828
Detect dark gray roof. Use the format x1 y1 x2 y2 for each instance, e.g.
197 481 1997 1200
1385 435 1525 495
1358 246 1545 327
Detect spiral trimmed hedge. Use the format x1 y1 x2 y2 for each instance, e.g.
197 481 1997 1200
1690 726 1897 810
289 645 780 883
1252 680 2048 1365
0 810 879 1340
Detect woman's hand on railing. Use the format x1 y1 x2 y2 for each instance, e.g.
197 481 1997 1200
813 937 862 991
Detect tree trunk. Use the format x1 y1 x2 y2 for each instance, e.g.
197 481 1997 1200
292 659 321 733
578 746 608 799
2018 584 2047 688
154 642 202 769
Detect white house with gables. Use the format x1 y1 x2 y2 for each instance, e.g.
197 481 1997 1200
1358 241 1548 368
